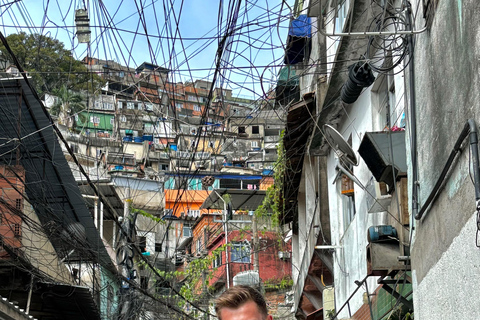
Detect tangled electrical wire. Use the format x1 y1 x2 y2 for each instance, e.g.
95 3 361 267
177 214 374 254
366 7 409 74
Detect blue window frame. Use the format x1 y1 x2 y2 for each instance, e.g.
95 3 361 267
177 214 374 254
231 242 250 263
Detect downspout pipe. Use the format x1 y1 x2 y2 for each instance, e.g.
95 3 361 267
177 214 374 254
405 1 419 223
415 119 480 220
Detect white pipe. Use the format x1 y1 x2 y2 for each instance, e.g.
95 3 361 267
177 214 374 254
112 220 117 250
100 201 104 240
94 199 98 229
319 26 428 37
315 245 342 249
82 194 98 199
214 190 230 289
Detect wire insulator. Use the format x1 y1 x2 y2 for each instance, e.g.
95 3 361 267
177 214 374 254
340 62 375 104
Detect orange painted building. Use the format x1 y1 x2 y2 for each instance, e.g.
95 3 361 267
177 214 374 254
0 165 25 259
259 176 274 190
164 189 211 218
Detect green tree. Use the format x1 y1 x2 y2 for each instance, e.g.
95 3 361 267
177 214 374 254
0 32 104 95
50 85 86 132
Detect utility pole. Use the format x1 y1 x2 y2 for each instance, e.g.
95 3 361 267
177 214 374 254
252 212 259 275
214 190 230 289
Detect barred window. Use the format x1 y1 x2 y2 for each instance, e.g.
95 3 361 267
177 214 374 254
15 198 22 210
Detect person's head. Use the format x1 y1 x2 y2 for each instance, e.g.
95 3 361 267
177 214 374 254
215 285 272 320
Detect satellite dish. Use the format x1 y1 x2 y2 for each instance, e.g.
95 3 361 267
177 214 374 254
324 124 358 166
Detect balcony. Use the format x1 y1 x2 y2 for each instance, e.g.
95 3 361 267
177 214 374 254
264 135 280 143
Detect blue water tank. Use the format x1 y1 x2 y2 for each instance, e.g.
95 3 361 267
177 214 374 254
123 136 133 142
114 165 124 171
134 136 144 143
367 225 398 243
170 144 177 151
143 135 153 141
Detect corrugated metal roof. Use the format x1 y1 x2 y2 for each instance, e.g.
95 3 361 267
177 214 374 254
0 78 115 273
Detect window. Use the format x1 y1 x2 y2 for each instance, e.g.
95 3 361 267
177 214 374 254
252 126 259 134
188 209 200 217
213 251 222 268
14 224 20 236
231 242 250 263
90 116 100 124
183 226 192 237
155 242 163 252
251 141 258 148
188 95 198 102
121 115 127 122
110 118 115 125
343 193 356 229
193 104 201 112
127 102 135 110
176 103 183 110
145 103 153 111
160 164 169 171
138 236 147 253
15 199 22 210
238 126 246 134
165 178 175 189
141 276 148 290
104 102 114 110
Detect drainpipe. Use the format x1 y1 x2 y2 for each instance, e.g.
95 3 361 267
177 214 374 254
405 2 420 224
415 119 480 220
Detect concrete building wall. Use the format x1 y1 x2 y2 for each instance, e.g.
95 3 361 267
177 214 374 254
325 88 377 318
413 214 480 320
409 0 480 318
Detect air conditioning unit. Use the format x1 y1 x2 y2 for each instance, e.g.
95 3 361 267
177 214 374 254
201 249 209 256
278 251 291 260
366 177 391 213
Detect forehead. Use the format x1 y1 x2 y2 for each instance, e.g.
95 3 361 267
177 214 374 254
218 300 265 320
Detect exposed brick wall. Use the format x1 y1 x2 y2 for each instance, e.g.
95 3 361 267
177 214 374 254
352 304 371 320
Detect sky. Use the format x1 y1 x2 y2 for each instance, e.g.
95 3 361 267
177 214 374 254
0 0 292 99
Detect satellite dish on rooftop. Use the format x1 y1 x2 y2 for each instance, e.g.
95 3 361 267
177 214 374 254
324 124 358 166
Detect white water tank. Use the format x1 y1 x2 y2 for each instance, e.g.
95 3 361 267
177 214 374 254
233 270 260 287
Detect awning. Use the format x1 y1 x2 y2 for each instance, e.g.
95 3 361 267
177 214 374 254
177 236 193 250
284 15 312 65
78 180 124 220
200 188 266 211
288 14 312 37
282 93 316 223
0 78 115 273
306 308 323 320
0 283 101 320
358 131 407 190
